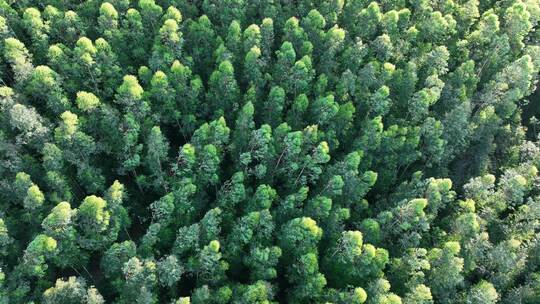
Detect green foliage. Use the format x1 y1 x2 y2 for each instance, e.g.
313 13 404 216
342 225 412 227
0 0 539 303
43 276 104 304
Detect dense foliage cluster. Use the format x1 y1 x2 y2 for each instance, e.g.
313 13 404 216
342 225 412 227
0 0 539 303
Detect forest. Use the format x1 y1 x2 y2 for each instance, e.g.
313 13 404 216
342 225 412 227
0 0 539 303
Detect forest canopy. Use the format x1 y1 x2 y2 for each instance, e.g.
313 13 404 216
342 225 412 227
0 0 539 303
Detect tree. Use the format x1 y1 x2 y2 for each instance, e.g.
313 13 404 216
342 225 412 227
226 209 274 256
25 65 70 114
191 285 232 304
260 18 274 63
118 8 148 67
97 2 119 41
365 278 402 304
286 55 314 96
279 217 321 258
319 25 346 76
273 126 331 189
262 86 285 127
20 234 57 278
185 15 218 79
119 257 157 303
3 38 34 84
302 10 326 52
142 126 169 192
42 201 86 268
243 246 281 281
243 47 266 92
1 1 540 303
326 286 368 304
273 41 296 91
165 60 204 136
76 195 118 251
426 242 464 303
202 0 245 34
321 150 377 208
157 255 184 287
93 38 123 98
350 2 382 40
0 218 12 257
194 240 229 286
216 171 246 225
465 281 499 304
0 16 12 80
282 17 312 57
310 94 339 127
323 230 389 287
21 7 49 60
239 124 275 179
44 6 86 47
225 20 242 68
376 198 429 251
403 284 433 304
231 101 255 158
149 19 183 71
24 183 44 211
139 0 163 33
304 195 332 222
42 276 104 304
101 240 137 288
173 223 200 258
76 91 100 112
115 74 148 118
408 75 444 123
503 1 534 54
286 94 309 130
54 37 122 99
207 60 240 120
116 118 144 177
388 248 431 296
53 111 104 192
11 172 46 227
286 252 327 303
231 280 275 303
